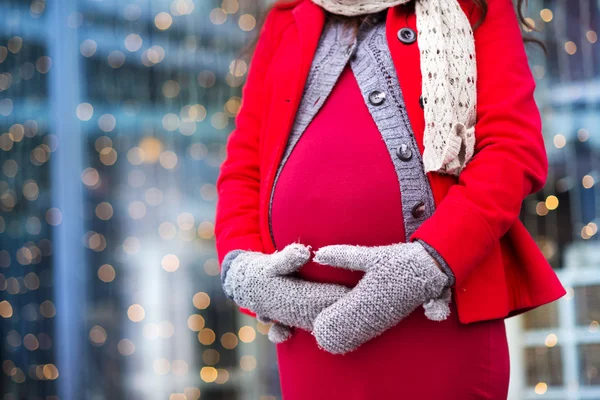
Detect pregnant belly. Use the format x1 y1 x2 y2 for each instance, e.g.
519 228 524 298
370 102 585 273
270 67 406 287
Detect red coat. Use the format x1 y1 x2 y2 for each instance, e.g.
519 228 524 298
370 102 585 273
215 0 566 324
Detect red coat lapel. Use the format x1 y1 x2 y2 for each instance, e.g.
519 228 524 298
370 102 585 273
260 0 326 253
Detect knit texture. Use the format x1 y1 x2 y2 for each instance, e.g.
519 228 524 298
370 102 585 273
311 0 477 175
312 241 449 354
312 0 409 15
221 243 350 332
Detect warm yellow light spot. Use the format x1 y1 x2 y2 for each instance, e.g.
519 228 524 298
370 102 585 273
81 168 100 187
587 30 598 44
128 304 145 322
139 137 163 163
240 355 256 371
221 332 238 349
239 14 256 31
202 349 220 365
545 333 558 347
198 328 216 345
193 292 210 309
169 394 186 400
224 97 242 116
162 254 180 272
155 12 173 30
540 9 553 22
588 222 598 235
238 326 256 343
545 195 559 211
534 382 548 395
565 41 577 55
229 59 247 77
553 134 566 148
98 264 115 283
43 364 59 380
0 300 13 318
582 225 594 240
578 129 590 142
100 147 118 166
197 221 215 239
582 175 595 189
589 321 600 333
200 366 218 382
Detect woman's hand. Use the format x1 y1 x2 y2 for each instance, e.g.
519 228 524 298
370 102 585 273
221 243 351 340
311 241 451 355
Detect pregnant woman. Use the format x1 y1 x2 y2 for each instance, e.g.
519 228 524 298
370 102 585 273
215 0 566 398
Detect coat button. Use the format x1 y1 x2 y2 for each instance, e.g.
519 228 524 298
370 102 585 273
411 201 426 218
368 90 386 106
397 27 417 45
396 143 413 161
419 95 425 109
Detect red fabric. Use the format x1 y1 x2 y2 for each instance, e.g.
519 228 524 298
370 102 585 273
271 66 405 286
271 66 510 399
214 0 566 323
278 303 509 400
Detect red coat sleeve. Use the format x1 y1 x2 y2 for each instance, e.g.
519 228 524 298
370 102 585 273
215 9 283 265
410 0 548 288
215 8 290 317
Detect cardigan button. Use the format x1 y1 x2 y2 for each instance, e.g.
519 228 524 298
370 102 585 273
397 27 417 45
368 90 386 106
411 201 426 218
419 95 425 109
396 143 413 161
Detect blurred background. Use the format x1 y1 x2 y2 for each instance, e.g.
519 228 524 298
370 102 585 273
0 0 598 399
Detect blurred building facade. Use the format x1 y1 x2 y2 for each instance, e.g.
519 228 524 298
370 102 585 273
510 1 600 399
1 0 599 400
1 0 279 399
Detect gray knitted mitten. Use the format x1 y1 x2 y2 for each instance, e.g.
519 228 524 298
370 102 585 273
221 243 351 338
312 241 451 354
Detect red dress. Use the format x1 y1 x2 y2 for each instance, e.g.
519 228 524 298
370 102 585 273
270 66 510 399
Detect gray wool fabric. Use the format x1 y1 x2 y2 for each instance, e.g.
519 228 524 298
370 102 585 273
312 241 449 355
221 243 351 334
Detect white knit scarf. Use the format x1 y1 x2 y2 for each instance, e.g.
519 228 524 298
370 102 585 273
311 0 477 176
